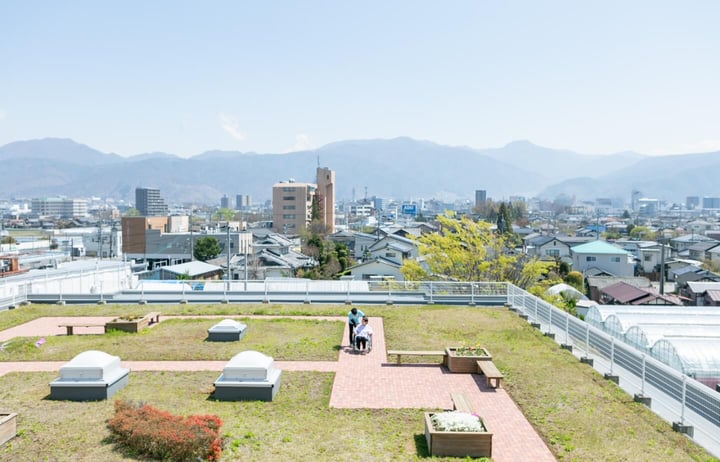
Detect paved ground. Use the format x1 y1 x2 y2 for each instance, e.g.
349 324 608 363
0 315 555 461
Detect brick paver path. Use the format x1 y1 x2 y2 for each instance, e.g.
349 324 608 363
0 315 555 461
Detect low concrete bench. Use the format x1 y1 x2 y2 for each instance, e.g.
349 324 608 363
476 360 504 388
58 323 106 336
450 392 474 413
386 350 445 365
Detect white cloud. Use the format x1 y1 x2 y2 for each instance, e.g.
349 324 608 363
218 113 247 141
286 134 314 152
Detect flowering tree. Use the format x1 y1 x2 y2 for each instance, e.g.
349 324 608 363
400 212 545 288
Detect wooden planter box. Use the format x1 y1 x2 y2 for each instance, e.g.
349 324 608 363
444 347 492 373
424 412 492 458
105 313 156 333
0 413 18 446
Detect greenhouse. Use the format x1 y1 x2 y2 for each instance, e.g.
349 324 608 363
585 305 720 332
584 305 720 389
650 337 720 389
624 324 720 352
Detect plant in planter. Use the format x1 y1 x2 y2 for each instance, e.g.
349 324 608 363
444 344 492 373
424 411 492 458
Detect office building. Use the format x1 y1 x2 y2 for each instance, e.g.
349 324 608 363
31 197 88 218
236 194 252 210
686 196 700 210
272 180 315 234
220 195 229 209
135 187 168 217
702 197 720 210
475 190 487 209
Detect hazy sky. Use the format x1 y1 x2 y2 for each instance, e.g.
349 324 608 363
1 1 719 157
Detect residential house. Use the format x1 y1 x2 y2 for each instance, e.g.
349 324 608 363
366 234 419 266
586 276 652 303
157 261 224 281
571 240 635 277
347 257 404 281
688 242 720 262
599 281 682 306
683 281 720 306
671 234 718 255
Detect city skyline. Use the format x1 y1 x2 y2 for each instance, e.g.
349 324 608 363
2 1 720 158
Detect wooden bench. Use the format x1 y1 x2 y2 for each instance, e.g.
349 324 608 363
386 350 445 365
450 392 474 413
476 360 504 388
58 323 106 336
145 312 161 325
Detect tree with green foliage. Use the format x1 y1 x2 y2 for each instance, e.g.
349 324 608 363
564 271 584 292
212 208 236 222
299 233 353 279
0 236 17 245
629 226 655 241
193 236 221 262
400 212 545 288
124 207 140 217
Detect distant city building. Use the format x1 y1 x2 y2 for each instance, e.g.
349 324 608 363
235 194 252 210
702 196 720 210
31 197 88 218
637 198 659 217
373 197 386 212
475 190 487 208
135 187 168 217
272 180 315 234
220 195 229 209
316 167 335 233
686 196 700 210
508 195 526 204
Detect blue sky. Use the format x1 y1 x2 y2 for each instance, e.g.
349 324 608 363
1 1 719 157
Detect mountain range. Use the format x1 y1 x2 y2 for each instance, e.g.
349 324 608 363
1 137 719 205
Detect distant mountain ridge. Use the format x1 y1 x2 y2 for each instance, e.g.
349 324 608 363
0 137 717 205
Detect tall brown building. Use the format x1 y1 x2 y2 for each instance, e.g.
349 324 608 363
316 167 335 233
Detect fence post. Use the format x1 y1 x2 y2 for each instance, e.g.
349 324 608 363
429 282 434 304
671 375 694 437
470 283 475 306
604 338 619 384
304 280 310 304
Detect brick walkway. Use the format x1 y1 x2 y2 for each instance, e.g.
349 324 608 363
0 315 555 461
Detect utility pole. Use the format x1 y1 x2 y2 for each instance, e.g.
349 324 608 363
190 212 194 261
659 239 666 295
226 223 231 290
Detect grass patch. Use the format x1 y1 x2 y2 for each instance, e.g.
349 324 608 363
0 371 431 462
0 303 718 461
1 318 343 361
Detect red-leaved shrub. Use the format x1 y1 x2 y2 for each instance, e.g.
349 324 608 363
107 400 223 461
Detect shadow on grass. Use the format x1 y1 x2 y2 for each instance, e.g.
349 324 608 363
414 433 430 457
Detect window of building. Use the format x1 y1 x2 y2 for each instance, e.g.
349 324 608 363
611 256 621 263
282 187 296 192
283 205 296 210
586 256 596 262
282 214 296 219
644 255 653 262
546 249 560 257
282 196 295 201
386 252 396 258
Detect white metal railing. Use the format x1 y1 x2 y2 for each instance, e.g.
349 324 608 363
506 284 720 458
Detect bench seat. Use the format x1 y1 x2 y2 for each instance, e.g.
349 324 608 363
450 392 474 413
476 360 504 388
58 323 107 335
386 350 445 365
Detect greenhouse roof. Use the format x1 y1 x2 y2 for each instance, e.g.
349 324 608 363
586 305 720 324
624 323 720 349
651 337 720 375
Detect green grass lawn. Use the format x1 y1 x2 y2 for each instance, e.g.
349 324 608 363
0 303 718 461
0 317 343 361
